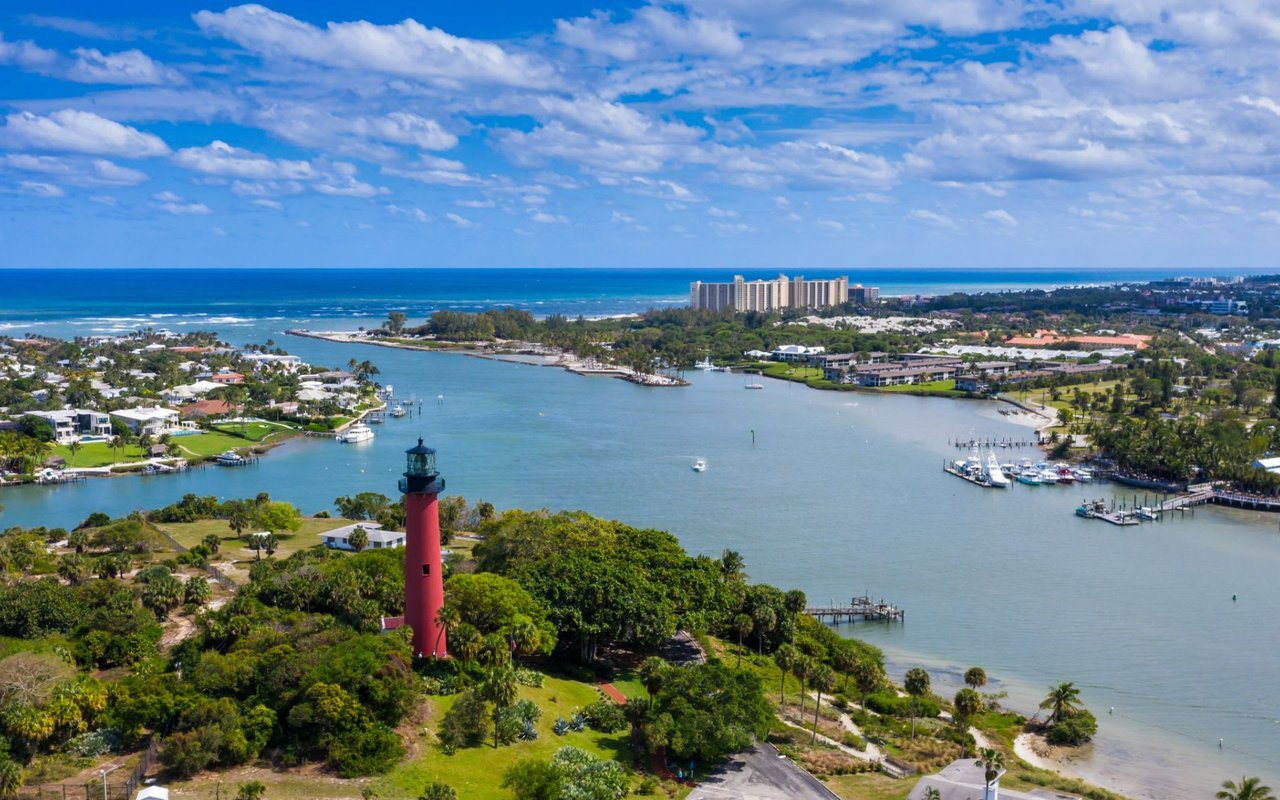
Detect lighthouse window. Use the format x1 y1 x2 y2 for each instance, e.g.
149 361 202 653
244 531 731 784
422 564 431 575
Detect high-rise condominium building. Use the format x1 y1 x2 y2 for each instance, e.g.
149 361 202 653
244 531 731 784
690 274 868 311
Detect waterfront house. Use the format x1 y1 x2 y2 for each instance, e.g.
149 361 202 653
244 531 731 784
180 399 233 420
163 380 226 404
209 372 245 385
318 522 407 551
1252 456 1280 474
24 409 113 444
771 344 825 363
955 375 991 393
241 353 303 372
110 407 179 436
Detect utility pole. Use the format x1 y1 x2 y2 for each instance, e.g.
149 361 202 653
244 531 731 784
100 764 121 800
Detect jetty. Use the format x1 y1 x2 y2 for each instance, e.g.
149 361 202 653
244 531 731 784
807 596 905 624
950 436 1036 449
943 462 995 488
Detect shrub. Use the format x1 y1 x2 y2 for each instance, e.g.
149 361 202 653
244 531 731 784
581 701 626 733
552 717 570 736
865 690 940 719
1046 709 1097 746
513 667 544 687
438 690 487 752
327 724 405 776
67 728 121 757
637 777 658 795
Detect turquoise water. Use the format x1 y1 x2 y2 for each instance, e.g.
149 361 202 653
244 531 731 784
2 334 1277 798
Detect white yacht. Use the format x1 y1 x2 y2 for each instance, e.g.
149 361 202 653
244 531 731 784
692 458 707 472
984 452 1010 488
391 404 406 418
338 421 374 443
695 357 715 371
744 373 764 390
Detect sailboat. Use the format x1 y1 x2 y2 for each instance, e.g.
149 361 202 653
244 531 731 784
743 371 764 390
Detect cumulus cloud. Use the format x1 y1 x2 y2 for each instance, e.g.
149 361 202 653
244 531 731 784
174 140 315 179
194 4 555 88
445 212 476 228
152 190 211 214
0 110 170 157
0 34 180 85
0 154 148 186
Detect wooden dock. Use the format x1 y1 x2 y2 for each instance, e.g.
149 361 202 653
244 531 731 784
950 437 1036 449
807 596 905 624
943 464 996 488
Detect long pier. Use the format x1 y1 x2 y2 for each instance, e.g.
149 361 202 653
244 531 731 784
807 596 905 624
950 437 1037 449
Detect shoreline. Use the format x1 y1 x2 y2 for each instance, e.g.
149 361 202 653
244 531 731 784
286 329 690 387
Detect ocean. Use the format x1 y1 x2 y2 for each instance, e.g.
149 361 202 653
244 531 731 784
1 266 1276 799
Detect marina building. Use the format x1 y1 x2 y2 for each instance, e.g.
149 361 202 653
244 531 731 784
690 274 868 312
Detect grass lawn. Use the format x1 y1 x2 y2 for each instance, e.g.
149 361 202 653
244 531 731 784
155 517 358 577
54 431 268 467
876 380 966 397
823 772 914 800
608 669 648 703
211 421 299 442
372 676 645 800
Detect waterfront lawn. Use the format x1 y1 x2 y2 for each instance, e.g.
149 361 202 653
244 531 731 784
210 421 297 442
372 675 648 800
52 431 254 467
876 380 966 397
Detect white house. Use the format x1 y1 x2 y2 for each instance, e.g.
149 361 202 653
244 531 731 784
24 409 113 444
1252 457 1280 474
318 522 406 551
771 344 826 362
110 407 179 436
162 380 226 404
241 352 304 372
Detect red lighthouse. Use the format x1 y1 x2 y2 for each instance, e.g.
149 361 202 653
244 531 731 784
400 438 447 658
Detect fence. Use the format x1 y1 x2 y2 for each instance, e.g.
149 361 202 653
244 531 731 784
18 738 160 800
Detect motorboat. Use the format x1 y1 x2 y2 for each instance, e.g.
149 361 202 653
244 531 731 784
1038 468 1061 484
692 458 707 472
338 422 374 443
985 452 1010 488
695 358 715 371
214 450 249 466
391 404 406 418
1072 468 1094 483
1015 469 1042 486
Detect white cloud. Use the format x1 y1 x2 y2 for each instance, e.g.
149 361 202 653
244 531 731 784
530 211 568 224
984 209 1018 227
0 154 147 186
152 190 211 214
816 219 845 231
17 180 65 197
446 212 475 228
0 110 170 157
174 140 315 179
66 47 182 85
908 209 956 228
252 198 283 210
194 4 555 88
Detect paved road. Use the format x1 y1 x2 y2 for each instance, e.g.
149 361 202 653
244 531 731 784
689 743 840 800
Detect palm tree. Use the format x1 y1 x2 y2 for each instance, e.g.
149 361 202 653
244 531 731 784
1039 682 1082 725
904 667 931 739
202 534 222 554
732 613 753 667
976 748 1005 795
481 667 518 748
751 605 776 655
774 644 797 708
793 655 813 715
67 439 81 468
954 688 983 756
783 589 806 640
924 789 942 800
638 656 667 709
720 549 746 582
348 526 369 552
964 667 988 691
1217 777 1276 800
809 663 834 744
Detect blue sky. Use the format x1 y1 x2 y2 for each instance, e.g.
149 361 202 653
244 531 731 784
2 1 1279 268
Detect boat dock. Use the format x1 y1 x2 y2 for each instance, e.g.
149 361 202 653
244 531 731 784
807 596 905 624
943 463 995 488
950 436 1037 449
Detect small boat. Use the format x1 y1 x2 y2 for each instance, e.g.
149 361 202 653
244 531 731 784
1016 470 1042 486
338 422 375 443
1075 503 1095 518
1073 468 1094 483
391 404 406 418
692 459 707 472
1136 506 1162 521
695 358 715 371
214 450 249 466
744 373 764 390
1038 468 1061 484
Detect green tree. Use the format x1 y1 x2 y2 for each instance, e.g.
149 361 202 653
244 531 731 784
732 613 753 667
793 655 812 715
976 748 1005 794
502 759 562 800
67 439 81 468
638 656 667 708
783 589 806 640
1039 682 1082 725
751 605 776 655
348 526 369 553
953 688 983 755
481 667 518 748
385 312 408 336
202 533 222 554
809 663 834 744
184 576 212 606
141 573 185 620
720 549 747 583
254 501 301 537
904 667 931 739
964 666 987 691
639 663 772 764
1217 777 1276 800
773 643 797 708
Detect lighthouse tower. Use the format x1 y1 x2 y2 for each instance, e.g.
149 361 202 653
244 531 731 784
399 438 447 658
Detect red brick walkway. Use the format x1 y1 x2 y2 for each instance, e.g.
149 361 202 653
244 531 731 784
597 682 627 704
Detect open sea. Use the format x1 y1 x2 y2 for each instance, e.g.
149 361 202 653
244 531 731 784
1 266 1276 799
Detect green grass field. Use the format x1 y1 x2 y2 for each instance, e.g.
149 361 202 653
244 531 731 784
156 517 359 578
53 431 256 467
372 675 640 800
876 379 966 396
211 421 298 442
